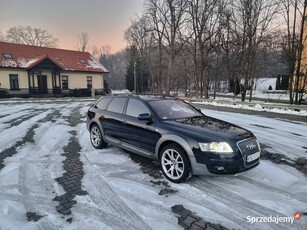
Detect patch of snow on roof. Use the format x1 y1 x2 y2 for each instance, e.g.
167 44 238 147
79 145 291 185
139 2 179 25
87 58 109 72
0 59 17 67
17 58 29 67
17 58 38 68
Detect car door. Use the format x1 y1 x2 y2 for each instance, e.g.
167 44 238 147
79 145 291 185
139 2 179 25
102 97 127 143
121 98 156 154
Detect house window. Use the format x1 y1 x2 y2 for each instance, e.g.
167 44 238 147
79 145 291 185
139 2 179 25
62 76 68 90
9 74 19 90
87 76 92 89
3 53 12 59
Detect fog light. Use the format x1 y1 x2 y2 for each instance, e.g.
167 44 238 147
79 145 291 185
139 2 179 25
217 166 224 171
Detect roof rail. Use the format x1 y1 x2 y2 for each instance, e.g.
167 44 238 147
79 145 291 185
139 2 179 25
138 93 176 98
110 93 179 100
111 93 135 97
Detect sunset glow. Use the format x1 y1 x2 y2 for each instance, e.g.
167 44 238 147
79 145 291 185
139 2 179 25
0 0 144 53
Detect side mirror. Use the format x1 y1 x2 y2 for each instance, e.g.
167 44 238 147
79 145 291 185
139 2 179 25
138 113 152 121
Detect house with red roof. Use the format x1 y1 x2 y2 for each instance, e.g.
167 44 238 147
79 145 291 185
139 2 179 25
0 42 109 97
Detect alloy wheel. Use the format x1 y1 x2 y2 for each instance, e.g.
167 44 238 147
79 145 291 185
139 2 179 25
91 126 101 147
161 149 185 180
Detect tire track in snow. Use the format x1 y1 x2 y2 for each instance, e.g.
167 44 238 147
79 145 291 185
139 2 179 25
89 171 151 230
70 105 151 229
0 110 53 153
0 124 38 170
234 175 307 204
190 178 302 230
3 110 46 128
81 153 152 230
0 108 71 229
17 109 65 229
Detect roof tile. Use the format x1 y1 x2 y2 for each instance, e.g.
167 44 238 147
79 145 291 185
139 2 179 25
0 42 108 73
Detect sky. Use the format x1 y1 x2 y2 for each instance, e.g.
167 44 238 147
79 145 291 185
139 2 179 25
0 0 144 53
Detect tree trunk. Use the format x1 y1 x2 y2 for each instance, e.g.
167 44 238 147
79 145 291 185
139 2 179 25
158 41 163 94
241 78 248 102
166 55 174 95
294 0 307 104
249 80 254 102
193 54 199 98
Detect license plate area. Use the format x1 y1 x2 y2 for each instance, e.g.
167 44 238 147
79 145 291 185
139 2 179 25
237 138 261 167
246 151 260 163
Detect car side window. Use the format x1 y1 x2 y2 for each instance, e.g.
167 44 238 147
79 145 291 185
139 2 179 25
107 98 127 114
96 97 112 110
126 99 150 118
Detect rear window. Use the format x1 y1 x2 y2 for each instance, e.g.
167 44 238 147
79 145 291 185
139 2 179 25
107 98 127 114
96 97 112 110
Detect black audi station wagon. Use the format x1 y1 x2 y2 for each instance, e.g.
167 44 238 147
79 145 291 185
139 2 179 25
86 95 260 183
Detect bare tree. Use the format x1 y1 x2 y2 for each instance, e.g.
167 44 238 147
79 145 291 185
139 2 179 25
125 15 153 93
6 26 58 47
0 31 6 42
187 0 220 98
91 45 100 59
100 45 127 90
279 0 307 104
76 32 89 52
230 0 279 101
219 5 240 96
145 1 166 93
294 0 307 104
146 0 189 94
121 0 286 100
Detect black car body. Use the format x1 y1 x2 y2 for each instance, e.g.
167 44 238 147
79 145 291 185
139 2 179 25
86 95 260 183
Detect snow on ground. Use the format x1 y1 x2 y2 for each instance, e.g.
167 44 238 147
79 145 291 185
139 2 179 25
254 78 277 91
0 101 306 230
193 100 307 116
202 109 307 160
214 91 297 102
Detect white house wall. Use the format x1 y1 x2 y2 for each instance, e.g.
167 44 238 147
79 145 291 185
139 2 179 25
61 72 103 89
0 68 104 95
0 69 29 89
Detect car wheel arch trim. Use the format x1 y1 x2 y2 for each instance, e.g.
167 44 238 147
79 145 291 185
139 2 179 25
155 134 194 158
89 119 107 142
89 119 104 133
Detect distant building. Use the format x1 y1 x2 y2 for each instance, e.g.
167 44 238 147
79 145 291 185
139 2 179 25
0 42 108 97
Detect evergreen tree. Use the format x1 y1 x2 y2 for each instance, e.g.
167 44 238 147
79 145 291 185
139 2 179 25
125 46 138 92
125 45 150 94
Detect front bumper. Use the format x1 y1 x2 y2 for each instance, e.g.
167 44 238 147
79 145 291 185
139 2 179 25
190 154 260 175
205 156 260 174
190 138 261 175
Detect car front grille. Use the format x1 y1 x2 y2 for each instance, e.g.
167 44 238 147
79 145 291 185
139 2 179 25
237 138 260 166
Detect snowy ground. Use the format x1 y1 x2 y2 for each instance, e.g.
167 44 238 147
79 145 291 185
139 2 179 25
0 101 306 230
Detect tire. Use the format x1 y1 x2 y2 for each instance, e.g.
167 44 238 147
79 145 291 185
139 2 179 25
90 124 108 149
160 143 191 183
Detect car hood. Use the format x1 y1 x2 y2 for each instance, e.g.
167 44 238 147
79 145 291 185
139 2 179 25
162 115 253 143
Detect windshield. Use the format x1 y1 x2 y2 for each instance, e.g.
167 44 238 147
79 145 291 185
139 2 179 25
148 99 202 120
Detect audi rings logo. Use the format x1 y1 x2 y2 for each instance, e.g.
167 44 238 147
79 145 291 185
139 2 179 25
246 143 257 150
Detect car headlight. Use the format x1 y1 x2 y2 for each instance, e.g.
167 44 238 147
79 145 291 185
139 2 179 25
199 142 233 153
